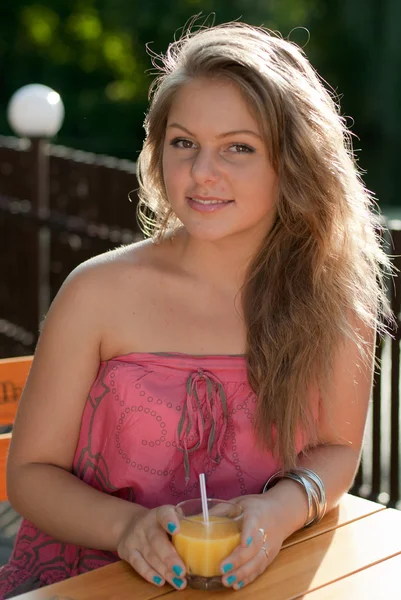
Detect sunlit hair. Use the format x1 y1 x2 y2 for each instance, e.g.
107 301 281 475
136 21 393 468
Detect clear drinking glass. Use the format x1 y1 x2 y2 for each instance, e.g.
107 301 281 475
172 498 243 590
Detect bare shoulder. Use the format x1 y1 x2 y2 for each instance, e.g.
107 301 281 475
71 237 168 282
58 238 164 308
36 239 158 349
52 237 177 359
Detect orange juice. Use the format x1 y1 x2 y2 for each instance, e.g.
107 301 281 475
173 515 241 577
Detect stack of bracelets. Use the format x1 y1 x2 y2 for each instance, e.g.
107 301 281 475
262 467 327 528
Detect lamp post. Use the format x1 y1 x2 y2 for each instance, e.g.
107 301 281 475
7 84 65 331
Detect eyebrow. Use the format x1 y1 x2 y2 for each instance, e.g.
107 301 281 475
167 122 262 140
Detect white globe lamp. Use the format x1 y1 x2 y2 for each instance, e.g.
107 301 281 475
7 84 65 138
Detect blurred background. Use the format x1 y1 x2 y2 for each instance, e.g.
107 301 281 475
0 0 400 208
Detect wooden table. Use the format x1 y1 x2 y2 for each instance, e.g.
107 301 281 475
14 494 401 600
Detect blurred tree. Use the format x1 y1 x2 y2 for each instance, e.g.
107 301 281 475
304 0 401 208
0 0 399 206
0 1 150 156
0 0 321 158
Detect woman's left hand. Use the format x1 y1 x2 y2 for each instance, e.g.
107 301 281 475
219 494 285 590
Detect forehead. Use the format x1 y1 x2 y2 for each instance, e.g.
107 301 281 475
167 77 260 133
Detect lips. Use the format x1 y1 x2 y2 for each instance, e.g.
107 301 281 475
189 196 234 204
186 196 234 213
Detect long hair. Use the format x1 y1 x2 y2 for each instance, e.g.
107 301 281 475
136 22 392 468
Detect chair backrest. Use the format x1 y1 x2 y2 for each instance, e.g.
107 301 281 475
0 356 33 501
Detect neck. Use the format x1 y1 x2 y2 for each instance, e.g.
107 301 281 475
171 223 272 293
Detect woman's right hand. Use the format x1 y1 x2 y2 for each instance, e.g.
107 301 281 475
117 504 187 590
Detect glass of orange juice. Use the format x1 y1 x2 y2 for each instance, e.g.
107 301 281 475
172 498 243 590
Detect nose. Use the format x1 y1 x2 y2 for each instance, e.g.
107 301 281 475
191 148 219 185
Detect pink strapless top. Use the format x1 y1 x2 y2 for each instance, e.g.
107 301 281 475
0 352 311 597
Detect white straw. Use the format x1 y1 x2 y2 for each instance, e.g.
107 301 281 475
199 473 209 522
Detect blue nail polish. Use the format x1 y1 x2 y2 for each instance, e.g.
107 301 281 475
238 581 244 589
227 575 237 585
173 577 184 588
222 563 233 574
246 536 253 546
167 522 177 534
153 575 163 585
172 565 183 576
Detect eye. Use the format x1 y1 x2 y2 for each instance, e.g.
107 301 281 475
229 144 254 154
170 138 197 149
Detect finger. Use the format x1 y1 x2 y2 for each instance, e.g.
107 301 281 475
220 525 264 573
143 525 187 582
240 514 265 549
156 504 181 536
128 548 166 587
208 502 233 518
154 506 187 580
130 546 187 591
142 547 186 589
223 546 269 589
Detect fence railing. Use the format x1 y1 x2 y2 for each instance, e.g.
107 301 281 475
0 135 400 508
0 135 141 356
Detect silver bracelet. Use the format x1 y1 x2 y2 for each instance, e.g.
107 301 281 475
261 470 284 494
285 471 320 527
295 467 327 522
262 468 327 528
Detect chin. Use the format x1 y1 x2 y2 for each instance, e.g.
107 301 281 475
182 222 249 243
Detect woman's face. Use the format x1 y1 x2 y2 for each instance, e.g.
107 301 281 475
162 77 278 243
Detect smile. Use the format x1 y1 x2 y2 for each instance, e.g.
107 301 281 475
191 198 232 205
186 196 234 213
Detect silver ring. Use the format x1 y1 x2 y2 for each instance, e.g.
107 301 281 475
261 544 269 560
258 528 267 543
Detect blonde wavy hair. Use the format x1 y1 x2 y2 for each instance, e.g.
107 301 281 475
136 22 392 468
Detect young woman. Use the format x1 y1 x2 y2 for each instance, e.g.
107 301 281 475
0 21 391 598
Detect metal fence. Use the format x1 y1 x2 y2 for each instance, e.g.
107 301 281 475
0 135 141 356
0 135 400 508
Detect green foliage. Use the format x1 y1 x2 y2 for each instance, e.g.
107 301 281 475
304 0 401 207
0 0 399 205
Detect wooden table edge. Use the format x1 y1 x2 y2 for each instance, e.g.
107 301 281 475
282 500 387 549
297 549 401 599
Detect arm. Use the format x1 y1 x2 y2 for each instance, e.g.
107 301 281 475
262 319 375 540
218 320 375 591
6 263 146 551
